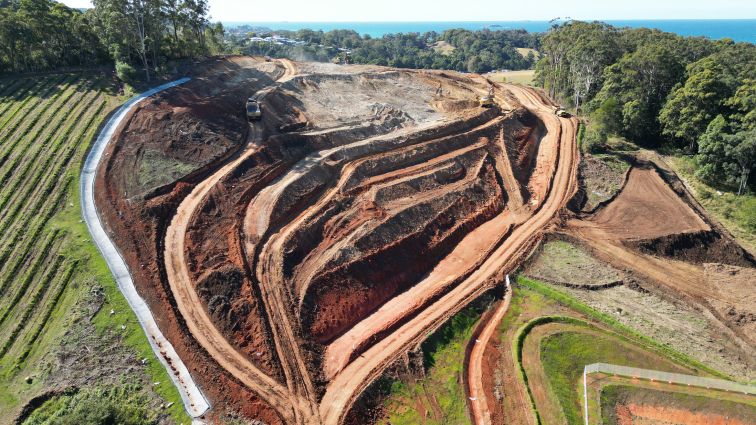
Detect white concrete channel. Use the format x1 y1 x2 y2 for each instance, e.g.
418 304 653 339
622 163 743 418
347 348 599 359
80 78 211 419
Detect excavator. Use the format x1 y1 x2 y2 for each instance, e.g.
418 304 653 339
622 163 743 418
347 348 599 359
479 85 495 107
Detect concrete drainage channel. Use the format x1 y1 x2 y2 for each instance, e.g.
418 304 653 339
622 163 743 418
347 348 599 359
80 78 211 419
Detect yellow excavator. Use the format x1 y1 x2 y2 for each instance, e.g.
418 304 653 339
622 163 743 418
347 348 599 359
479 85 495 107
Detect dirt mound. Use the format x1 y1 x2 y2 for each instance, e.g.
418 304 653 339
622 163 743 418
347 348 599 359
631 230 756 267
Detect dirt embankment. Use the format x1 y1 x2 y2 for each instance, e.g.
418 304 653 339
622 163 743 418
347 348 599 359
565 155 756 379
99 56 578 423
95 56 288 423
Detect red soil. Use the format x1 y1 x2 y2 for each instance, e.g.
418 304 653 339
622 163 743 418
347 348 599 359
98 57 578 423
618 403 751 425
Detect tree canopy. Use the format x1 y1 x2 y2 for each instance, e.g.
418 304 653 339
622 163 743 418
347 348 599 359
0 0 222 77
535 21 755 193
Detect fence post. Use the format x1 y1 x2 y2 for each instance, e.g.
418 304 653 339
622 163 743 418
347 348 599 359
584 366 589 425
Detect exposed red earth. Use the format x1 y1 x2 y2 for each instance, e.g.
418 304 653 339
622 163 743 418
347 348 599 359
97 56 579 423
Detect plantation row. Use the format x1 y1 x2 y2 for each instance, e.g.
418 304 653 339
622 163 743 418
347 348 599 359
0 74 116 371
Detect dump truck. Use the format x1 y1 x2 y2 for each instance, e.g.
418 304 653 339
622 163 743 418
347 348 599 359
246 98 262 120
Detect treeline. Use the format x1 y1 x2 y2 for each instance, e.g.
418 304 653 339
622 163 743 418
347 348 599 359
0 0 224 80
233 28 539 73
535 21 755 194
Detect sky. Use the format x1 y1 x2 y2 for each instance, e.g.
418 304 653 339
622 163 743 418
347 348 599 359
60 0 756 22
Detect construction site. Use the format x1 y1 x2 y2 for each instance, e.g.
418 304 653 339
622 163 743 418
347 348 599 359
90 56 754 424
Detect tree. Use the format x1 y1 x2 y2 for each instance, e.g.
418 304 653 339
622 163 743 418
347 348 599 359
593 42 685 143
696 115 755 195
659 58 729 151
731 129 756 195
0 0 107 72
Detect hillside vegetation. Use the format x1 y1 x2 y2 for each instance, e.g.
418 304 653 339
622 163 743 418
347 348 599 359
0 74 186 424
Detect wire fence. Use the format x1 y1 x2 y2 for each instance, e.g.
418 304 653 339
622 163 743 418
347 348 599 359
583 363 756 425
585 363 755 394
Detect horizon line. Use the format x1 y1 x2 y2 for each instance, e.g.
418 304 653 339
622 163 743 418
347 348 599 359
220 18 756 23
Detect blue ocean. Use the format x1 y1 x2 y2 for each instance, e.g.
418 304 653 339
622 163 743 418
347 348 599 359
224 20 756 43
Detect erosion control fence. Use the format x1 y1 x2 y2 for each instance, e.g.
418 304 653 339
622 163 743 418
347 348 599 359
583 362 756 425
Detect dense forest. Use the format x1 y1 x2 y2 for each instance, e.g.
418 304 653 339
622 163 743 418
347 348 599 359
228 27 539 73
534 21 755 194
0 0 224 80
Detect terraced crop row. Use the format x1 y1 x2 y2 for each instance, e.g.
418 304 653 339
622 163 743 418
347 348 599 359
0 74 114 371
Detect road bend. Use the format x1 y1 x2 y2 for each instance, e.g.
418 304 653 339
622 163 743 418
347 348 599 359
467 277 512 425
163 60 315 424
319 85 578 425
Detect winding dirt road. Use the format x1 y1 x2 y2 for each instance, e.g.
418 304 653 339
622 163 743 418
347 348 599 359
467 278 512 425
163 60 306 423
319 85 578 424
160 64 578 424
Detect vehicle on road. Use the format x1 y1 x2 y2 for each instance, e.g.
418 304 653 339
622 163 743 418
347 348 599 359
246 98 262 120
556 108 570 117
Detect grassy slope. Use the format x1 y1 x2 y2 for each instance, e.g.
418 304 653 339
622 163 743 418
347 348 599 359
379 306 483 425
0 75 188 424
540 330 683 425
666 155 756 253
512 276 734 424
526 240 622 285
600 385 756 425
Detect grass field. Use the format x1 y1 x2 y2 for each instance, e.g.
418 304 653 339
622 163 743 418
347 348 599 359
539 327 688 424
486 70 535 85
0 74 187 424
498 276 731 425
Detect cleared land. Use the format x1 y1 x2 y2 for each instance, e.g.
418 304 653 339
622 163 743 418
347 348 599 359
486 70 535 85
94 55 578 424
80 54 753 425
599 384 755 425
0 75 188 424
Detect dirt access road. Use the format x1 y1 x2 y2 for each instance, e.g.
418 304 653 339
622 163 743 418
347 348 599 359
162 62 578 424
466 278 512 425
163 60 307 424
319 84 578 425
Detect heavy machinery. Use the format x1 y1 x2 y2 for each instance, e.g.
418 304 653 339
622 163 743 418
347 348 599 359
479 85 495 107
555 108 571 118
246 98 262 120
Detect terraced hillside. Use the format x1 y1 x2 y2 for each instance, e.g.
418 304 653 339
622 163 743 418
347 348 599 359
0 74 187 424
93 56 578 424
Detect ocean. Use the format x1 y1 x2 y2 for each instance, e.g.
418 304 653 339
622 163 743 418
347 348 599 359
223 20 756 43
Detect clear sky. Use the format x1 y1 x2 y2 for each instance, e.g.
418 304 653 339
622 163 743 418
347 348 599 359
61 0 756 22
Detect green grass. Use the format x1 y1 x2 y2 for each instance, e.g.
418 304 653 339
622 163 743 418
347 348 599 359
137 149 197 193
516 276 727 380
540 329 683 425
487 70 535 85
379 304 485 425
21 384 161 425
667 155 756 252
0 75 189 424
